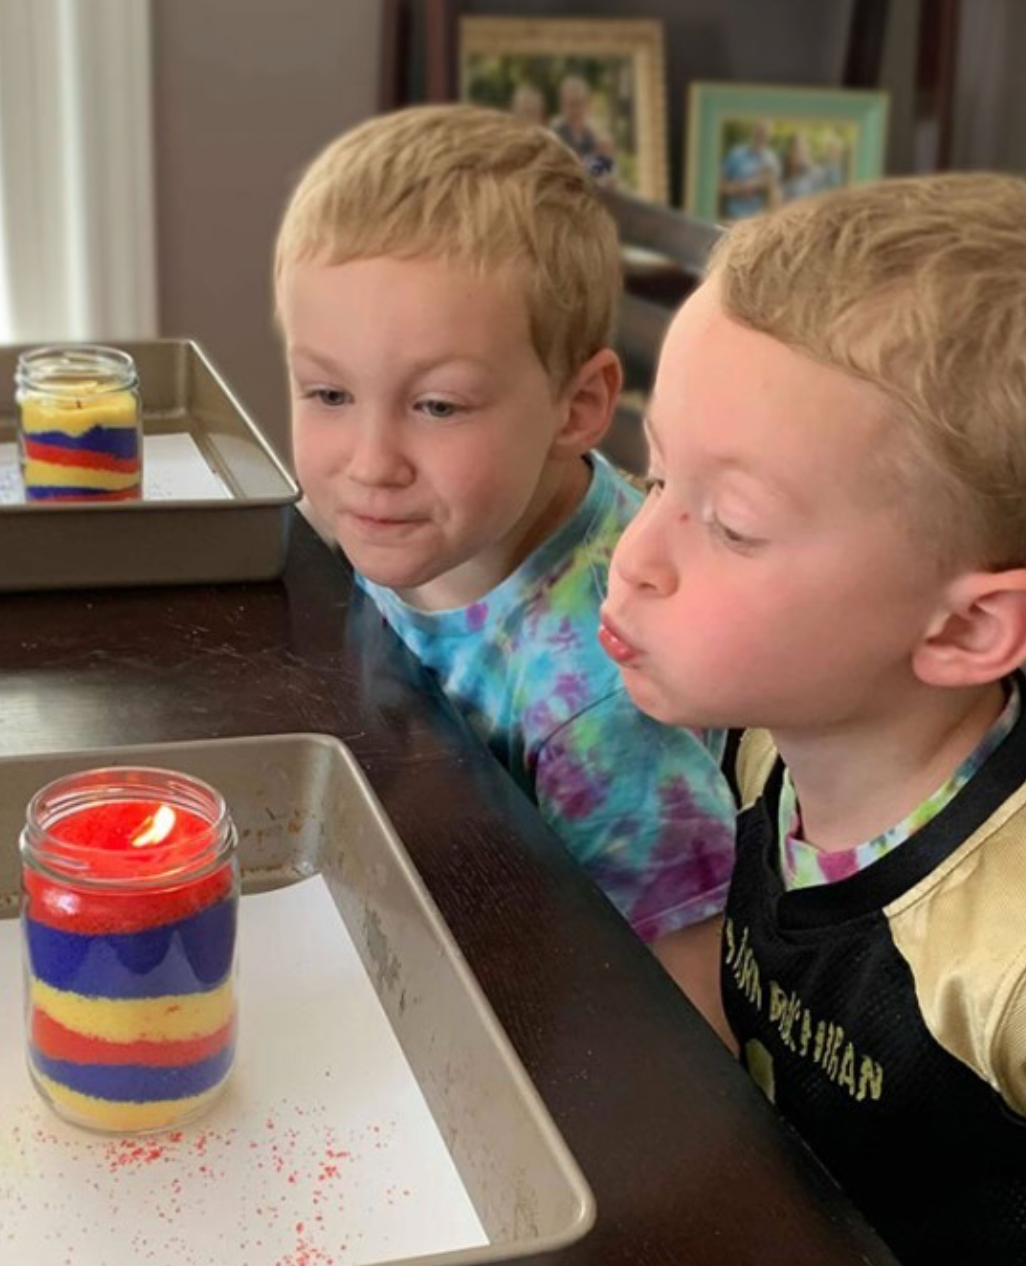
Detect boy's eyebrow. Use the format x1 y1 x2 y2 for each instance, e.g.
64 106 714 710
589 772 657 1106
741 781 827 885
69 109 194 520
644 406 805 509
406 353 494 378
287 347 494 378
287 346 341 374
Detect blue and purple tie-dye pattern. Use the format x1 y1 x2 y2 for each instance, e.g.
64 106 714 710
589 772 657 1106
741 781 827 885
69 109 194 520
358 453 736 941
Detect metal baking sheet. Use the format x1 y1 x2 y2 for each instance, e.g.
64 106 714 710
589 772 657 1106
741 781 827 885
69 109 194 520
0 734 596 1266
0 339 299 591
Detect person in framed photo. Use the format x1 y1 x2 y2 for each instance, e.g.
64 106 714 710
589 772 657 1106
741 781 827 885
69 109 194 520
718 119 781 220
780 131 821 201
818 132 848 190
509 81 546 127
781 129 851 203
551 74 618 184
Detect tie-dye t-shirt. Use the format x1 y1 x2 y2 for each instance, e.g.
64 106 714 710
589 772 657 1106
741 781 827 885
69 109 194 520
357 453 736 942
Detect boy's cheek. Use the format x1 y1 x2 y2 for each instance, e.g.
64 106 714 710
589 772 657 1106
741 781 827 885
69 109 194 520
291 441 316 494
292 426 335 486
604 559 632 607
292 447 339 532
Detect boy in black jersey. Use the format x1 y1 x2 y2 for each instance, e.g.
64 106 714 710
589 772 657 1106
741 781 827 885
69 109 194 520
598 173 1026 1266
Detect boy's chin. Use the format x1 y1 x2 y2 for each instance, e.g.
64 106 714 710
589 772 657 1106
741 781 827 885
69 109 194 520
336 538 438 589
619 670 720 730
298 497 340 549
354 561 436 591
348 552 455 600
619 671 684 725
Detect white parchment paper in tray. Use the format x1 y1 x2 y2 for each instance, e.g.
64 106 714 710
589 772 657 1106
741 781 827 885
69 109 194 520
0 433 231 504
0 875 488 1266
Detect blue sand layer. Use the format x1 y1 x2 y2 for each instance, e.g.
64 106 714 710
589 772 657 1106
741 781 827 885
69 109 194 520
32 1041 235 1103
24 485 136 499
26 897 237 997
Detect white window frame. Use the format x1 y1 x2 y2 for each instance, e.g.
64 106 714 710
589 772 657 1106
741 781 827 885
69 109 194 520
0 0 157 343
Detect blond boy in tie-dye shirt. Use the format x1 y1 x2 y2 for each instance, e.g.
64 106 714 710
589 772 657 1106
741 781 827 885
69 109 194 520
275 104 735 951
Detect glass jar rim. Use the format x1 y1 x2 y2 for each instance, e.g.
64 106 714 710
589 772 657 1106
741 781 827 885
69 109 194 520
16 345 139 395
21 765 234 890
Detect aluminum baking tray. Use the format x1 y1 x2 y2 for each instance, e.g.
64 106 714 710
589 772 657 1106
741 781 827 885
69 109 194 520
0 339 299 591
0 733 595 1266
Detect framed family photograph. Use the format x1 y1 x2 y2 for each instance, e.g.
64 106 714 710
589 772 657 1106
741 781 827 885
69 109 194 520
458 16 669 203
685 82 890 224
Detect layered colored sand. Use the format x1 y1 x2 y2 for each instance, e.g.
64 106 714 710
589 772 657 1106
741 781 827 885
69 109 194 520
20 389 142 501
23 804 237 1133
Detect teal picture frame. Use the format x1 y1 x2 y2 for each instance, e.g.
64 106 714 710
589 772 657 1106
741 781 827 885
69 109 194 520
685 81 890 224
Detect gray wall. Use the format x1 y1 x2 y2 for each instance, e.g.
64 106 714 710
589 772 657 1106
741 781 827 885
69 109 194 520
152 0 381 462
878 0 921 174
952 0 1026 174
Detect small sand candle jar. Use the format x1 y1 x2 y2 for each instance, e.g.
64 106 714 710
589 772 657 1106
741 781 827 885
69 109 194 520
20 767 239 1134
16 345 143 501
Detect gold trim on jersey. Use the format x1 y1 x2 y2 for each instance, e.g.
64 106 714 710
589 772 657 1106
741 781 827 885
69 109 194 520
732 723 1026 1116
886 780 1026 1116
735 728 778 808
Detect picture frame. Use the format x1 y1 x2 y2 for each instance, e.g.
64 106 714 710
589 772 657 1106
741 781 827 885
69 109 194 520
458 16 670 203
685 82 890 224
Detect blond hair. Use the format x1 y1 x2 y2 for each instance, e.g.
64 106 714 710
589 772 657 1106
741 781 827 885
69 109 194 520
708 172 1026 570
275 103 620 392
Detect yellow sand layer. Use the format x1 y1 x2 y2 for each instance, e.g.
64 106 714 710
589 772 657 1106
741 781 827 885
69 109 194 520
20 392 139 436
22 460 140 490
31 977 235 1043
36 1073 225 1132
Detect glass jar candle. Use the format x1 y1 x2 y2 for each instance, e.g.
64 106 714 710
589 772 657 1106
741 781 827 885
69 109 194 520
20 767 239 1134
16 344 143 501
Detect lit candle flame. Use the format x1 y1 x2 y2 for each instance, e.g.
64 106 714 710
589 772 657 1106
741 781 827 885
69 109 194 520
130 805 177 848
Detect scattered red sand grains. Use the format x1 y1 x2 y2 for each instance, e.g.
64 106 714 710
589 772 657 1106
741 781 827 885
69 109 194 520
4 1100 439 1266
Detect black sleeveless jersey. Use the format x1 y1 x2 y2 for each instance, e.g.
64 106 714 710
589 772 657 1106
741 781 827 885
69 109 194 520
723 710 1026 1266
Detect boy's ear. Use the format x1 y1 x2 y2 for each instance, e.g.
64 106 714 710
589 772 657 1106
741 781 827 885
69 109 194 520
913 569 1026 687
550 348 623 457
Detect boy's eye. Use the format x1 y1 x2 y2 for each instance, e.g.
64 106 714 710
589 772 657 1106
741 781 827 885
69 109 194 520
709 514 761 553
416 398 461 420
304 387 351 408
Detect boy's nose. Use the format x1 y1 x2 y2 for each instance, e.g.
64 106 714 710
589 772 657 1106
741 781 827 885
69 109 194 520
346 420 414 487
611 512 677 597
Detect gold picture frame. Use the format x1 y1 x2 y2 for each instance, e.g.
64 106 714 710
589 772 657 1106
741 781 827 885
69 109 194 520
458 16 669 203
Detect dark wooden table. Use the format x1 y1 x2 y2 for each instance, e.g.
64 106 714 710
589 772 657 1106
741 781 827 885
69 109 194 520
0 514 898 1266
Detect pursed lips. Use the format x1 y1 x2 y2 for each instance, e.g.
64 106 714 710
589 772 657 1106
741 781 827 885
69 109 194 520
597 610 640 665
